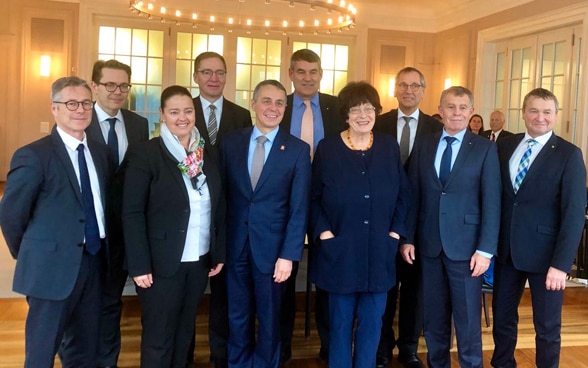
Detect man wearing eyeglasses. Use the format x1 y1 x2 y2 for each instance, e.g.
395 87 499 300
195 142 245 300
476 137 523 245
191 51 252 368
86 59 149 368
374 67 442 368
0 76 113 366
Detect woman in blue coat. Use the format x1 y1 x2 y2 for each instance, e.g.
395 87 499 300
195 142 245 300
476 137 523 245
309 81 410 368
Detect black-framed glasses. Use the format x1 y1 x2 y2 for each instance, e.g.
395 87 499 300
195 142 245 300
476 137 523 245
197 69 227 78
53 100 94 111
397 83 422 91
97 82 132 93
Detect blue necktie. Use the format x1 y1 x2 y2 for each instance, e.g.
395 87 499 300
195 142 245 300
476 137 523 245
107 118 119 168
77 144 101 255
513 139 538 193
439 136 457 186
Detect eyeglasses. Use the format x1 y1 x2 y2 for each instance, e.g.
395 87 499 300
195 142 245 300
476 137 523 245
97 82 132 93
349 105 376 115
197 69 227 78
53 100 94 111
397 83 423 91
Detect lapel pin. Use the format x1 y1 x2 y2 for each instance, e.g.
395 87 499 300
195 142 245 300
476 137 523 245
280 145 285 150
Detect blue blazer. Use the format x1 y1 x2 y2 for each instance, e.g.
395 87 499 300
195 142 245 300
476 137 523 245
220 127 311 274
496 133 586 273
309 133 410 293
0 127 111 300
407 130 501 260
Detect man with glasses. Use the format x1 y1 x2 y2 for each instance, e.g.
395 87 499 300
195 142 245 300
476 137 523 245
86 59 149 368
0 76 113 366
374 67 442 368
191 51 252 368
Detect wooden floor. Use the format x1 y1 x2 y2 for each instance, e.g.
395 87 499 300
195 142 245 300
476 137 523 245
1 287 588 367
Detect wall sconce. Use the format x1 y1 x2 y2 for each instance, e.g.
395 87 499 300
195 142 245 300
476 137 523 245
444 78 452 89
388 77 395 97
40 55 51 77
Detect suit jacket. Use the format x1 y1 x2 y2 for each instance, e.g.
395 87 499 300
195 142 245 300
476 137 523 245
481 129 513 142
0 127 111 300
374 108 443 169
496 133 586 273
122 137 225 278
282 92 346 139
220 127 311 274
193 96 252 147
407 130 501 260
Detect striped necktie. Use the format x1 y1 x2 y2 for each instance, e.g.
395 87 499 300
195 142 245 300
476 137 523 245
513 139 537 193
208 104 218 145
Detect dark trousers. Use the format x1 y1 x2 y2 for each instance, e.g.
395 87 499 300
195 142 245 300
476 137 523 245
421 253 483 368
26 251 102 368
379 252 423 357
137 255 210 368
208 267 229 362
491 260 564 368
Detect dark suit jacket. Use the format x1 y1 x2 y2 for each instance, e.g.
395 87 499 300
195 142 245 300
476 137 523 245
220 127 311 274
122 137 225 278
0 127 111 300
282 92 346 140
481 129 513 142
374 108 443 169
193 96 252 147
496 133 586 273
407 130 501 260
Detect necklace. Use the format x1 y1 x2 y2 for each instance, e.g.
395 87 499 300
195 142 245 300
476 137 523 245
346 129 373 151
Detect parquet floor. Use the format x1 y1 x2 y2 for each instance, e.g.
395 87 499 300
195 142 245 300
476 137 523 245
1 287 588 367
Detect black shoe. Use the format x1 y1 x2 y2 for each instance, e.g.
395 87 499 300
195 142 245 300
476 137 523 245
318 346 329 363
398 353 425 368
376 352 390 367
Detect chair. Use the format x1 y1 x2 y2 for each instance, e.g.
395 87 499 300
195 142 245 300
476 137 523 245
481 282 493 327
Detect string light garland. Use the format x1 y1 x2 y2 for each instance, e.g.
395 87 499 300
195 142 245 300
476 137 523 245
129 0 357 35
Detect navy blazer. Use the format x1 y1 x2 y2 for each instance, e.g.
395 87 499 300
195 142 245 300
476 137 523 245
309 133 410 294
496 133 586 273
0 127 111 300
122 137 225 278
407 130 502 260
193 96 253 147
220 127 311 274
282 92 346 139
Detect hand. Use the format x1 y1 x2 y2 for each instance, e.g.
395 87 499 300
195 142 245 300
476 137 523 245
389 231 400 240
319 231 335 240
470 253 491 277
209 263 224 277
133 273 153 288
400 244 416 264
273 258 293 283
545 266 567 291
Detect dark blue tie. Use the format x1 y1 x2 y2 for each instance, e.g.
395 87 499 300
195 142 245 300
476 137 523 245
77 144 101 255
439 136 457 186
107 118 119 168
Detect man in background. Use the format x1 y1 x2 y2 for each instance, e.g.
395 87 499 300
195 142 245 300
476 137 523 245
373 66 442 368
86 59 149 368
280 48 346 364
481 110 513 142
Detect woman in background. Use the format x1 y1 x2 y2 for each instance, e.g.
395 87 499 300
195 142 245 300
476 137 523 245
468 113 485 134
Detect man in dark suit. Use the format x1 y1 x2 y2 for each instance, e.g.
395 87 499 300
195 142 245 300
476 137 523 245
481 110 513 142
402 86 501 368
85 59 149 368
491 88 586 368
191 51 252 368
0 76 112 367
221 80 311 368
280 48 346 364
373 66 443 368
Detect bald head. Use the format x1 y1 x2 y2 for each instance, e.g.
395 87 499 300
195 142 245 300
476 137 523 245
489 110 505 132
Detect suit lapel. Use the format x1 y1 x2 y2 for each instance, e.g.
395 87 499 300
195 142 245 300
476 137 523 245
501 135 523 196
51 128 84 206
88 109 106 144
517 134 558 193
122 110 141 145
253 130 287 192
193 96 211 145
446 131 475 186
158 138 190 203
87 139 109 206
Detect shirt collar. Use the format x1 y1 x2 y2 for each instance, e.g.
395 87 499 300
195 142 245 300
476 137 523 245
56 125 87 150
94 103 123 123
523 130 553 146
441 128 467 142
200 95 224 110
251 125 280 143
293 92 319 108
398 109 420 122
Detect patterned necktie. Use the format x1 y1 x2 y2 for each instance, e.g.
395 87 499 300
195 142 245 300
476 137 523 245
513 139 537 193
491 133 496 142
106 118 119 167
439 136 457 186
250 136 268 189
208 104 218 145
77 144 101 255
400 116 411 164
301 100 314 158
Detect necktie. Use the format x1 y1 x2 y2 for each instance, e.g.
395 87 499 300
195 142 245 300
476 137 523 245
77 144 101 255
301 100 314 158
107 118 119 167
491 133 496 142
513 139 537 193
208 104 218 145
399 116 411 164
439 136 457 186
250 136 268 189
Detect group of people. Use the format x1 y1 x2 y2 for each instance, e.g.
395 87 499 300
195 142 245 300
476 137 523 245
0 48 585 368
